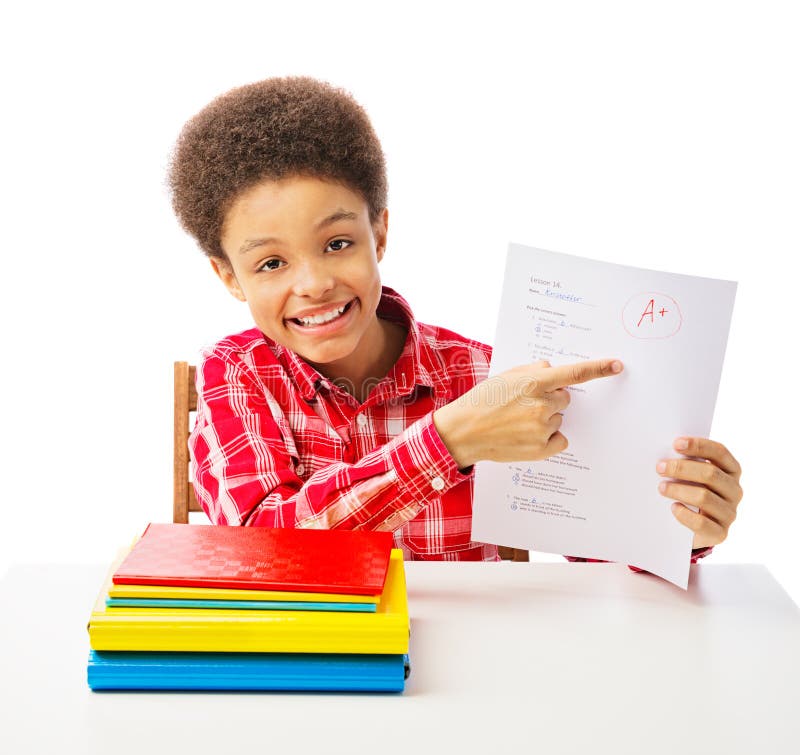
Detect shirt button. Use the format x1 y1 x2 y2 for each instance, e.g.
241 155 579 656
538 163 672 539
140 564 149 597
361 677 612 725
431 476 445 491
356 414 369 428
295 464 305 476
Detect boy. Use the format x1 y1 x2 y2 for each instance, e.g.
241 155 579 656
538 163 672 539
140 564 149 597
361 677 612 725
168 76 742 562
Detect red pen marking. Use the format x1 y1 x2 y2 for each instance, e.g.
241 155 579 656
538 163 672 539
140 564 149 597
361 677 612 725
622 292 682 340
637 299 655 327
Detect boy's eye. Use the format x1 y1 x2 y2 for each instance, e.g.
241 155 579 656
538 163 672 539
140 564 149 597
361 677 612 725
259 258 285 272
326 239 352 252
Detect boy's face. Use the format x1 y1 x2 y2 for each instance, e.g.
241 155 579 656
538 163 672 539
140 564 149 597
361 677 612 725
214 176 389 371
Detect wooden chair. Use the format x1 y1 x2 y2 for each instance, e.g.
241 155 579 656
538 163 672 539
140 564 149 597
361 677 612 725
173 361 529 561
173 362 204 523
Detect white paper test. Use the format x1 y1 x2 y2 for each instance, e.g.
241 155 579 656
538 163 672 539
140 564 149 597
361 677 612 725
471 244 737 588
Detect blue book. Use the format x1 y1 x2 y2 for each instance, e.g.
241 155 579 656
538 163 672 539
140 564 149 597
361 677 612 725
105 597 376 612
87 650 410 692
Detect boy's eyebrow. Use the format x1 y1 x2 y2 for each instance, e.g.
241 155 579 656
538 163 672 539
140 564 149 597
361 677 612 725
238 209 359 255
316 209 359 229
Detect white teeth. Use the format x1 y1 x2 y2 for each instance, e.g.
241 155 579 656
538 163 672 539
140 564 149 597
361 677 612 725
297 304 346 326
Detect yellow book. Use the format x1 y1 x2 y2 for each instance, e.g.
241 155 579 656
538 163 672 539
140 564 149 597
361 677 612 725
88 550 409 654
107 584 379 604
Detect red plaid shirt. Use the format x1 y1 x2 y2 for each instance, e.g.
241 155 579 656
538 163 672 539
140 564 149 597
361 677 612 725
190 287 712 566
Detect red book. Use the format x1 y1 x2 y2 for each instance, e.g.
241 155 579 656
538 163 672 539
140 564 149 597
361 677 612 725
112 524 394 596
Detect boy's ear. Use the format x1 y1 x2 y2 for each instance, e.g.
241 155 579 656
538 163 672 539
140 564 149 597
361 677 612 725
374 208 389 262
210 258 247 302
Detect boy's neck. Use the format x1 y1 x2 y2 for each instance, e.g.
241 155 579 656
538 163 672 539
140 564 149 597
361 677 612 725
310 317 408 404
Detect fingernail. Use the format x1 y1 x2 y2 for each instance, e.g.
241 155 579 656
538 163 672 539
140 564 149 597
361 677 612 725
675 438 689 451
659 481 667 493
611 361 623 373
656 461 667 474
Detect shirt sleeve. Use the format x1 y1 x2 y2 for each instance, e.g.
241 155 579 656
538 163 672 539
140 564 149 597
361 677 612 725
564 547 714 572
189 351 469 531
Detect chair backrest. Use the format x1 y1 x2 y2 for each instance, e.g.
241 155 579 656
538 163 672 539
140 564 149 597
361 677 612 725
172 361 528 561
173 362 204 523
497 546 529 562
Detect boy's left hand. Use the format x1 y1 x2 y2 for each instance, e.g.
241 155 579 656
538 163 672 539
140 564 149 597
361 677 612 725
657 437 743 549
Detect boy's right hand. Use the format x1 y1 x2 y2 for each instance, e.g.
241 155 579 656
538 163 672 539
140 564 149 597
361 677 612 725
433 359 624 469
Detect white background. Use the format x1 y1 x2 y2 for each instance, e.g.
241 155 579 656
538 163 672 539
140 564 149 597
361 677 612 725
2 1 798 602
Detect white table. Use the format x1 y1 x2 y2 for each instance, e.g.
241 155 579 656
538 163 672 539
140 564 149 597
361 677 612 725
1 561 798 755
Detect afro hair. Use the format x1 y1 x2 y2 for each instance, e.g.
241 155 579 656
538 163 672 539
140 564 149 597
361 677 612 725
168 76 388 260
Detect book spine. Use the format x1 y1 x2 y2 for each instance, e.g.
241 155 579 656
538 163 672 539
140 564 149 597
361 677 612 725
87 651 407 692
88 618 409 654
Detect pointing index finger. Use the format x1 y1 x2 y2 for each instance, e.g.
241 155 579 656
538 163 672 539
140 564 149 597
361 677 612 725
536 359 624 392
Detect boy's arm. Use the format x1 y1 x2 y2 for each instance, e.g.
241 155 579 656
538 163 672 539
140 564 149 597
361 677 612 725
190 353 468 531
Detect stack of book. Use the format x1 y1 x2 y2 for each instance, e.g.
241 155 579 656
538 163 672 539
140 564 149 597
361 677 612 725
86 524 410 692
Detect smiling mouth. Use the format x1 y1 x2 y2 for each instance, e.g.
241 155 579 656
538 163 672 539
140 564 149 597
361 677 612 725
289 299 355 327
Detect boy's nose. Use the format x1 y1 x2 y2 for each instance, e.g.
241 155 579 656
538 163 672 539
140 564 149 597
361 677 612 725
291 260 335 299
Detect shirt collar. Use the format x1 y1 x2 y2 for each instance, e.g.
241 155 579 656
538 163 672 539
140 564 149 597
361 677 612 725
378 287 437 398
270 286 439 402
273 343 323 402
